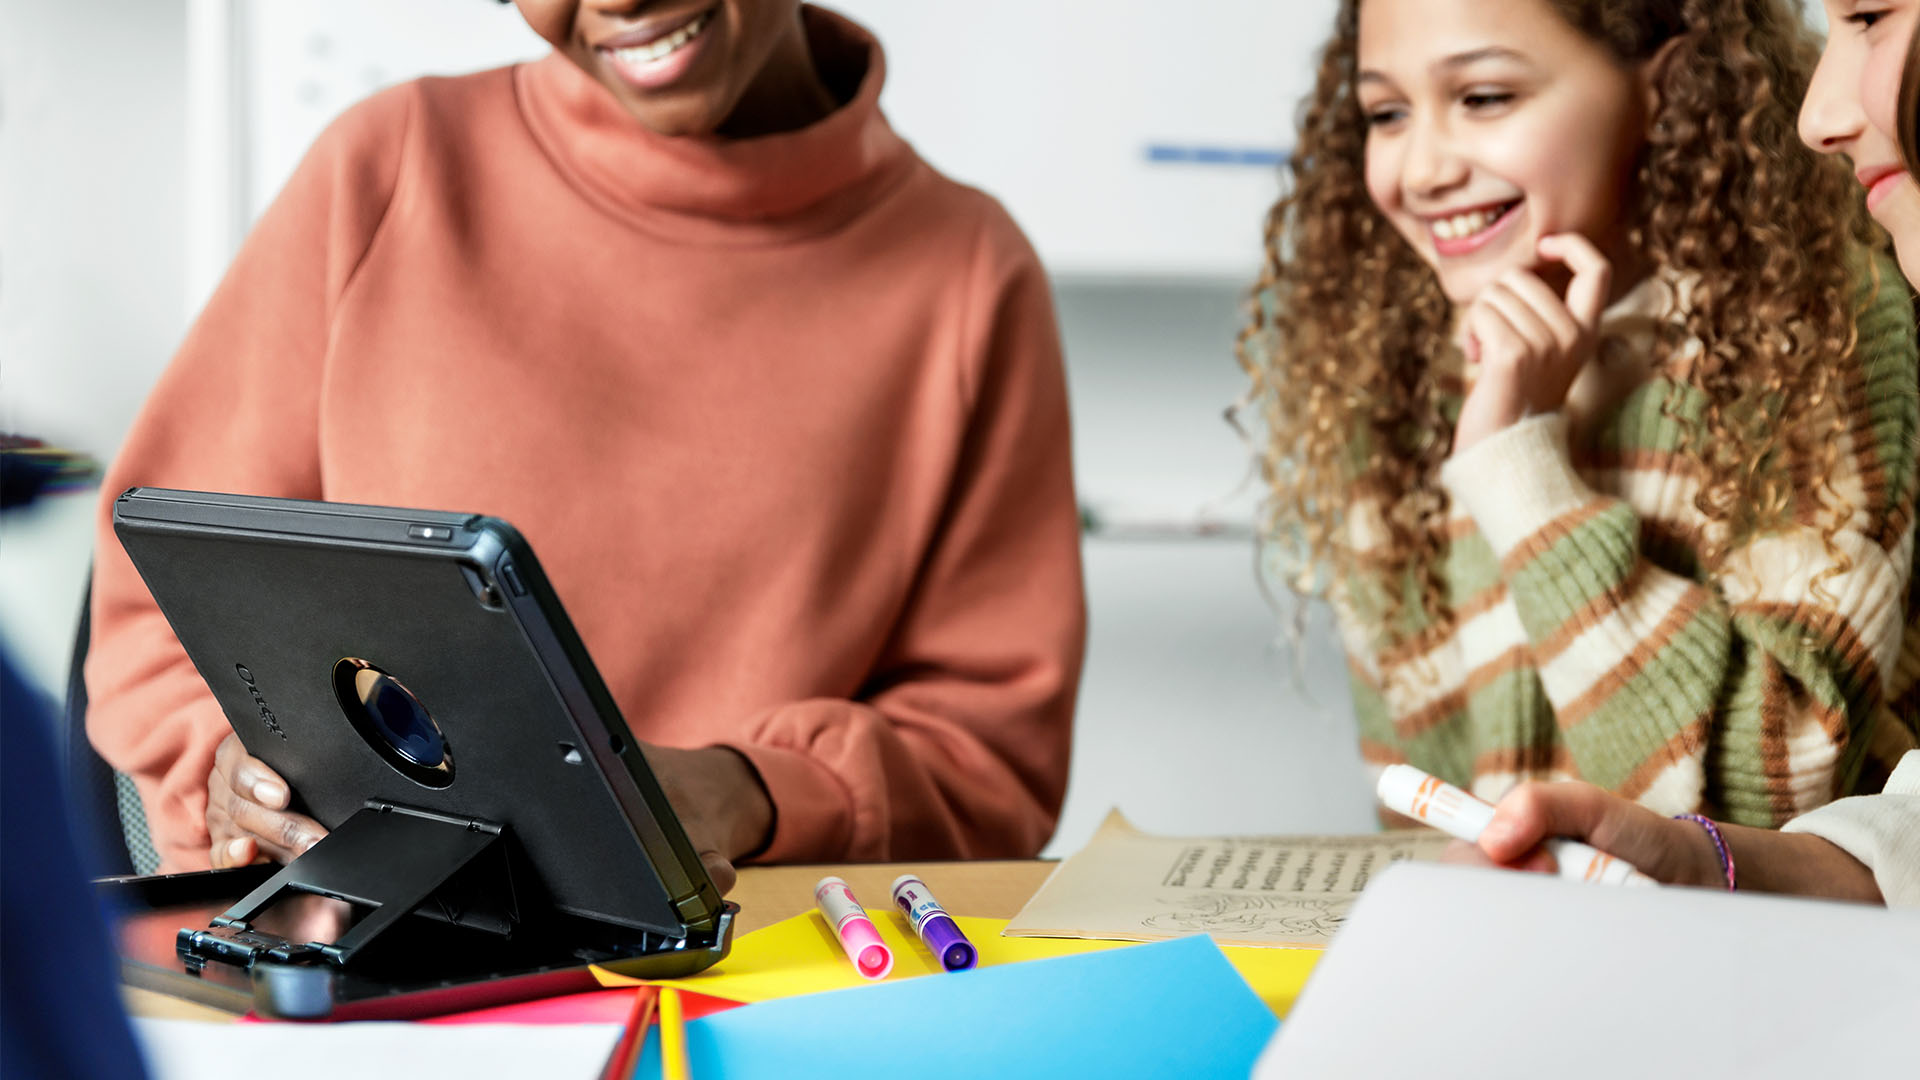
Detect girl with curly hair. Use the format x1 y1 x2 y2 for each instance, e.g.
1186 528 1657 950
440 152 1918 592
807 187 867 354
1240 0 1920 827
1451 0 1920 907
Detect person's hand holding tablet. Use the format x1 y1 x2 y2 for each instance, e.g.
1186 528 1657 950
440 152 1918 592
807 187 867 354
208 732 766 895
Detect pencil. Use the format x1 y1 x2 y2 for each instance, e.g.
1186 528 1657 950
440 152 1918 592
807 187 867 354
598 986 658 1080
658 986 690 1080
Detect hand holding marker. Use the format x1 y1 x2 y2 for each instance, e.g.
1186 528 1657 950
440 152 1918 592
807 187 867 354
1377 765 1657 887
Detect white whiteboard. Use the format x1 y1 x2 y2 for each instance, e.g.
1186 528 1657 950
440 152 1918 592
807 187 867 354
218 0 1335 282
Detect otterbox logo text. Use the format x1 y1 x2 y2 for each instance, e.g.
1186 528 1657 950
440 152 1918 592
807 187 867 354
234 664 288 740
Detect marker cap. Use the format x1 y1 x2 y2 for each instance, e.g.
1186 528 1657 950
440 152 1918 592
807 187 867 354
1375 763 1495 841
1375 765 1436 822
889 873 977 972
814 875 894 980
920 915 976 971
842 918 894 979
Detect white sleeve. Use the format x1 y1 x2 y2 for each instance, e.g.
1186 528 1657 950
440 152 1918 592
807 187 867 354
1782 752 1920 907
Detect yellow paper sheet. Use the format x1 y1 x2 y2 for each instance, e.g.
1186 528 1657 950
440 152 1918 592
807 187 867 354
593 909 1320 1017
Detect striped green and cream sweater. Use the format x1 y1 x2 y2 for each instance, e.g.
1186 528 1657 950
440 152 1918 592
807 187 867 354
1333 260 1920 827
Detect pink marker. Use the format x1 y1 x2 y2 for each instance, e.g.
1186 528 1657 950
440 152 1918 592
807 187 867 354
1377 765 1659 888
814 876 894 979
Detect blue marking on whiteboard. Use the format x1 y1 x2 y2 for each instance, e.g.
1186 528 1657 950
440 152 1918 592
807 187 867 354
1145 143 1289 167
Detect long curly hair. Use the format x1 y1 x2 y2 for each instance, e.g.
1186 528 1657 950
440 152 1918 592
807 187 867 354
1239 0 1878 646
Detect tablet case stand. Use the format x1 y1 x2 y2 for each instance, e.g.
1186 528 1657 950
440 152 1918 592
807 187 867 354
176 801 735 987
179 802 517 970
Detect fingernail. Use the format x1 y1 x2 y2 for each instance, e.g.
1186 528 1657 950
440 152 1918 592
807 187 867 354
294 832 319 853
227 837 251 863
252 779 285 808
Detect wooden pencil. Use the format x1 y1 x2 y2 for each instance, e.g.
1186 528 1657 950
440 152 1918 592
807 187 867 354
598 986 659 1080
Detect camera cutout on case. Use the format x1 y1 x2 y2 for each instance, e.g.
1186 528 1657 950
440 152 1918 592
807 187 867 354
332 658 455 788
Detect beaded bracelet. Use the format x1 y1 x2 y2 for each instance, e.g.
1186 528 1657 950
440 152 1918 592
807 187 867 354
1674 813 1737 892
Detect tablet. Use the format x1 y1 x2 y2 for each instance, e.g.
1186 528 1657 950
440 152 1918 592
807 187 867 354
110 487 732 1015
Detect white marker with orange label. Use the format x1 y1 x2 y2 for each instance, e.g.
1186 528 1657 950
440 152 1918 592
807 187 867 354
1377 765 1658 888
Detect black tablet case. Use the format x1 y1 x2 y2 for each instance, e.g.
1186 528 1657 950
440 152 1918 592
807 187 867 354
110 488 730 1012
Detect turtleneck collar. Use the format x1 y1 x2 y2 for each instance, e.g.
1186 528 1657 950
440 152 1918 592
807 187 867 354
515 5 914 243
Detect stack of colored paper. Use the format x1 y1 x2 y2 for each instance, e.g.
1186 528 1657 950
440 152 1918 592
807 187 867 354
631 934 1276 1079
594 909 1320 1016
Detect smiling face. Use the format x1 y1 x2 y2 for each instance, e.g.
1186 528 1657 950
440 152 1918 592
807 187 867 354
1803 0 1920 286
1356 0 1656 304
514 0 820 136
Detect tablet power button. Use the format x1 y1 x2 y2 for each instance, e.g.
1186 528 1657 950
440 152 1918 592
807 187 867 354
499 561 528 597
407 524 453 541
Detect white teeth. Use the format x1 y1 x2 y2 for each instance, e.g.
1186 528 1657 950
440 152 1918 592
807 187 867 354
1430 204 1510 244
611 11 709 66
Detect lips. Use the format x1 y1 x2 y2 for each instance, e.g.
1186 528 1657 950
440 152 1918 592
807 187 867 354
595 5 718 91
1423 199 1522 257
597 6 713 51
1858 164 1911 213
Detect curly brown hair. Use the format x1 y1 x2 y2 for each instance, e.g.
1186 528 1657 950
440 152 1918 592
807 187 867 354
1239 0 1877 646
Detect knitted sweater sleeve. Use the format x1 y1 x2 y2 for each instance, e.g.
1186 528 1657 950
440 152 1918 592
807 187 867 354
85 87 413 871
1782 751 1920 906
1437 270 1919 825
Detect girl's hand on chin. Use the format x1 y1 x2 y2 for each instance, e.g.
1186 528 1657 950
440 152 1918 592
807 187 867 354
1452 233 1612 454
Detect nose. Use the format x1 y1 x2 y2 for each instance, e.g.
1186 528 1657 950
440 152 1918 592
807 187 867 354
1799 43 1864 155
1402 115 1470 201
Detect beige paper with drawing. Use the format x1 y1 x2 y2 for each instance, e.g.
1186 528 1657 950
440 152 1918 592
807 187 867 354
1006 810 1449 948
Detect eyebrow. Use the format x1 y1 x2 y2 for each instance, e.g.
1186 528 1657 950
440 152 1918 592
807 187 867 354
1435 46 1529 70
1356 45 1532 87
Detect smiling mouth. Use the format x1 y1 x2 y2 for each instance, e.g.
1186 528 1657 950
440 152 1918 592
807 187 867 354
1429 200 1521 243
606 9 713 66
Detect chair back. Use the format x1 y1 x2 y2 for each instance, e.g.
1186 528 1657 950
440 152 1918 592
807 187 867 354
62 573 147 877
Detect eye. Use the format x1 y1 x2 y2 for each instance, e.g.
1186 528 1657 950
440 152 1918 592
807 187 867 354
1364 105 1409 129
1846 6 1889 28
1461 90 1516 110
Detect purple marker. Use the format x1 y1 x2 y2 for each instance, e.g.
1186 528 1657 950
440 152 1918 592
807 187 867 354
891 874 976 971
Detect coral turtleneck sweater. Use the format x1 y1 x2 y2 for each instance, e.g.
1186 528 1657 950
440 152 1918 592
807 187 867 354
88 8 1084 873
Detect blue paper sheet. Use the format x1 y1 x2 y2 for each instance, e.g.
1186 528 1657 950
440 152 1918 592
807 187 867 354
633 934 1278 1079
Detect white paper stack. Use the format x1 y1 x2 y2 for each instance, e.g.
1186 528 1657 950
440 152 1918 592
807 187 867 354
1259 862 1920 1078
